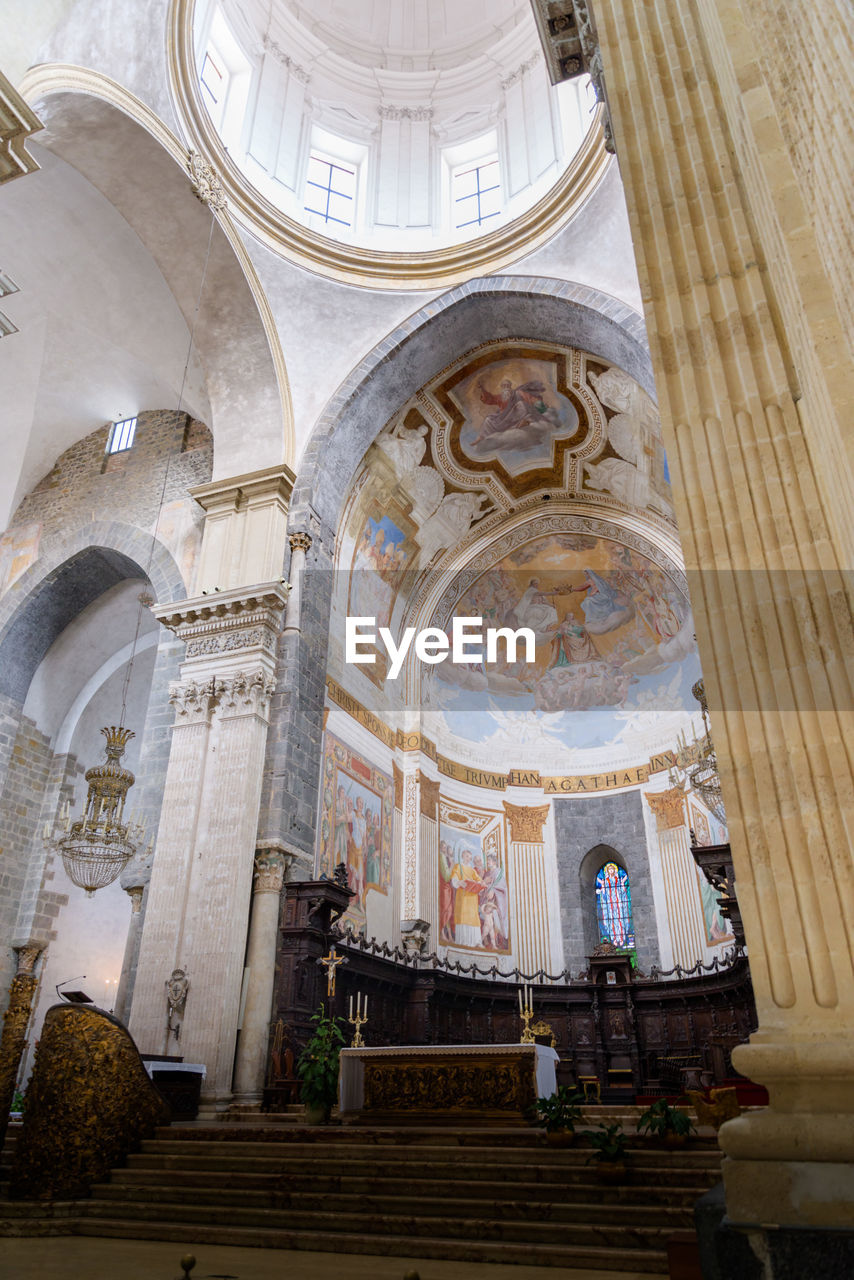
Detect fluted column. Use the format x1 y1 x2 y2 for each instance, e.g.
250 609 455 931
232 843 291 1106
503 803 553 974
591 0 854 1232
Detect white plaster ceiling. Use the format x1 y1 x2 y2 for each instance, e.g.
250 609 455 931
271 0 528 69
0 146 210 527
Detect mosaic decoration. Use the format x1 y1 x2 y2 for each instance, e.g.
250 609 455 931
317 732 393 933
595 861 635 949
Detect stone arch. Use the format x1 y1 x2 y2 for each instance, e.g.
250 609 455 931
0 520 185 703
18 66 294 476
292 276 651 530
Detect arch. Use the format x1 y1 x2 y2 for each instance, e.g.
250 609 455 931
292 277 652 530
0 521 186 704
18 65 294 472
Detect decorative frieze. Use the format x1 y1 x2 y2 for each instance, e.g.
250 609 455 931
262 34 310 85
419 774 440 818
378 104 433 122
155 582 288 684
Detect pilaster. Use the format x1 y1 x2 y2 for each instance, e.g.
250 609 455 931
129 581 287 1108
593 0 854 1236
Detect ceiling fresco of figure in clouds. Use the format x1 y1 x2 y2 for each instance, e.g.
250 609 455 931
330 339 705 768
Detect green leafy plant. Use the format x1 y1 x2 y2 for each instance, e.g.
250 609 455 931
583 1120 629 1163
532 1086 586 1133
637 1097 695 1139
11 1089 25 1114
296 1004 346 1116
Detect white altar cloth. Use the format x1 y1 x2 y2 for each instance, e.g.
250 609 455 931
143 1061 206 1079
339 1043 558 1114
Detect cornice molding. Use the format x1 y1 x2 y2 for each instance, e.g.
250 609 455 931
167 0 610 290
0 69 44 184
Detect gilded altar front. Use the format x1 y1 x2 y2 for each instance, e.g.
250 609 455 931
339 1043 558 1124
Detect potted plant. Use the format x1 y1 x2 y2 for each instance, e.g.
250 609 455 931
583 1121 630 1182
296 1004 345 1124
532 1086 586 1145
637 1097 695 1147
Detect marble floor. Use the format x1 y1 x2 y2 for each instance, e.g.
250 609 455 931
0 1238 665 1280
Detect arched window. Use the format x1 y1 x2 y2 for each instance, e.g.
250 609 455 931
595 861 635 950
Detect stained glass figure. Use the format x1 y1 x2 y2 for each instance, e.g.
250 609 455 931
595 861 635 949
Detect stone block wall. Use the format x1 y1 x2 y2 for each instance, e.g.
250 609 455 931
553 790 660 976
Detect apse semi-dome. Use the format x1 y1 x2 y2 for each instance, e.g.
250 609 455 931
175 0 606 285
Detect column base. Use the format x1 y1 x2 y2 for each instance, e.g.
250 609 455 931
197 1092 234 1119
722 1154 854 1230
716 1219 854 1279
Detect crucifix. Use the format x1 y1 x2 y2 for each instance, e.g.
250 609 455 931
319 945 346 997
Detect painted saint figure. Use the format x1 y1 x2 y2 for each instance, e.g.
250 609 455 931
473 376 561 445
450 846 486 947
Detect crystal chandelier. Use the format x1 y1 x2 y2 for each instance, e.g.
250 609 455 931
50 726 144 896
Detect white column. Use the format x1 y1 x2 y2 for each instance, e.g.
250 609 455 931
503 802 551 974
232 844 290 1106
283 531 311 634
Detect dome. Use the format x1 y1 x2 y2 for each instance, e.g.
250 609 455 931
184 0 602 272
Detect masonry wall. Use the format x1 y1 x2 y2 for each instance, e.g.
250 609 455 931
553 790 660 976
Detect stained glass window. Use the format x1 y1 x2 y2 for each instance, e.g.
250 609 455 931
595 861 635 949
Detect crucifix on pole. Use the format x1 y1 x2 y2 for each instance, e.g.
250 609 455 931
319 945 346 997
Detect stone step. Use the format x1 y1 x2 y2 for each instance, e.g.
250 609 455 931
67 1216 673 1273
90 1181 696 1227
160 1122 719 1148
109 1166 710 1205
126 1151 719 1187
140 1135 721 1165
73 1196 681 1252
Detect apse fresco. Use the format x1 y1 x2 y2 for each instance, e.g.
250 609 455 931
450 356 579 474
438 823 510 954
425 531 701 755
347 502 417 685
317 733 393 934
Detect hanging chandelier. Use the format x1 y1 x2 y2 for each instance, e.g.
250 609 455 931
671 679 726 823
50 726 144 895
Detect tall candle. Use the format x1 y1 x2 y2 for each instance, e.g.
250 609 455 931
518 988 523 1013
363 994 368 1017
349 995 353 1019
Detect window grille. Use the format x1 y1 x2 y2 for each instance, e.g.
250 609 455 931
304 155 356 227
107 417 137 454
453 159 501 229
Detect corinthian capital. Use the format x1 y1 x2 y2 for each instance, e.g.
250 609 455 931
215 670 277 718
253 844 291 894
169 678 218 724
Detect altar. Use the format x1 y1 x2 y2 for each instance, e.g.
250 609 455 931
338 1043 558 1124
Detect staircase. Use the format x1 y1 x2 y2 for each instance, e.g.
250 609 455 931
1 1114 721 1273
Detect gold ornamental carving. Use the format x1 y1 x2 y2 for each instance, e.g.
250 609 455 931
393 762 404 810
646 787 686 831
362 1053 535 1117
503 801 550 844
9 1003 169 1199
419 773 441 818
289 531 312 553
0 944 43 1149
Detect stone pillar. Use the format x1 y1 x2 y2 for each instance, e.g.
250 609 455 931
128 468 292 1111
114 883 146 1026
589 0 854 1240
283 531 311 634
232 842 291 1106
0 943 43 1147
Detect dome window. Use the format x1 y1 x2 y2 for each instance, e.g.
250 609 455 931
304 153 357 229
453 156 502 229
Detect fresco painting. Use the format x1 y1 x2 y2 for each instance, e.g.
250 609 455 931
317 733 393 934
438 822 510 954
451 357 578 474
424 531 698 755
347 505 417 685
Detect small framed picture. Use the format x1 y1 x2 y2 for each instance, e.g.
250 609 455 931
606 970 617 985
